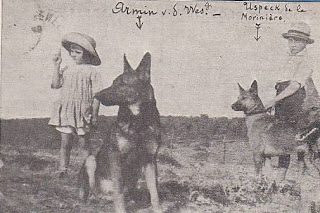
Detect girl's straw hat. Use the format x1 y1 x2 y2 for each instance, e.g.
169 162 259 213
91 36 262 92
62 32 101 66
282 22 314 44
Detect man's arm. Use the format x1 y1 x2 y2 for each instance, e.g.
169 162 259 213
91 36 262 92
265 81 301 110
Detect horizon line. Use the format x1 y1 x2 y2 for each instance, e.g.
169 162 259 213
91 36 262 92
0 114 243 120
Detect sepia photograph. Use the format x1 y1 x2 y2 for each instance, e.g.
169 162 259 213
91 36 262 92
1 0 320 212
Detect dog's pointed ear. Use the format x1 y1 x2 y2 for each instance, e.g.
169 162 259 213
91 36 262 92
237 83 245 94
249 80 258 95
124 54 133 73
136 52 151 82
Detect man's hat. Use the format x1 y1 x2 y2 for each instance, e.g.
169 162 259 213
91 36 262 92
62 32 101 66
282 22 314 44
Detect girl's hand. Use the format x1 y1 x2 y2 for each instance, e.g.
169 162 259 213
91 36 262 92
53 50 62 67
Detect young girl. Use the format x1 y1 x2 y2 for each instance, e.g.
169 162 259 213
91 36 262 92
49 32 102 178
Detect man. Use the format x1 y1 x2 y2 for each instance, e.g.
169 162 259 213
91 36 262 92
265 22 319 175
265 22 318 118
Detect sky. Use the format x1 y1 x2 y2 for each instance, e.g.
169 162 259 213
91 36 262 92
1 0 320 119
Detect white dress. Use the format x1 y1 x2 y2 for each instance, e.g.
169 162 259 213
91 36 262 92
49 64 102 130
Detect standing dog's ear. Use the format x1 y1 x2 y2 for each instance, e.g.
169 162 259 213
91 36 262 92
249 80 258 96
124 54 134 73
136 52 151 82
237 83 245 95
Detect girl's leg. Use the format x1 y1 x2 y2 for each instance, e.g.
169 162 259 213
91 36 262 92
60 132 73 176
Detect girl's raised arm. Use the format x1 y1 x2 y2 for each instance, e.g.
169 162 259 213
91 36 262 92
51 50 63 89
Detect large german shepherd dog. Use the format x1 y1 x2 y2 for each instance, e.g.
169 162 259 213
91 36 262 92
78 52 162 213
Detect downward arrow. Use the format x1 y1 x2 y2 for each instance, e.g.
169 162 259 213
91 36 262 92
254 36 261 41
254 23 261 41
136 15 143 30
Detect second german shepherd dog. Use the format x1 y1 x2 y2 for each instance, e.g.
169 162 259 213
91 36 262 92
78 52 162 213
233 81 320 212
231 80 299 177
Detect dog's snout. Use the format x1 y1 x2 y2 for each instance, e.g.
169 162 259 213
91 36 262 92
231 102 243 111
231 103 237 110
94 87 115 106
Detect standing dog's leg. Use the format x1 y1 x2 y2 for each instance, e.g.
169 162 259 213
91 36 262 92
278 154 290 180
78 162 90 202
253 152 264 176
145 161 162 213
263 155 274 181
